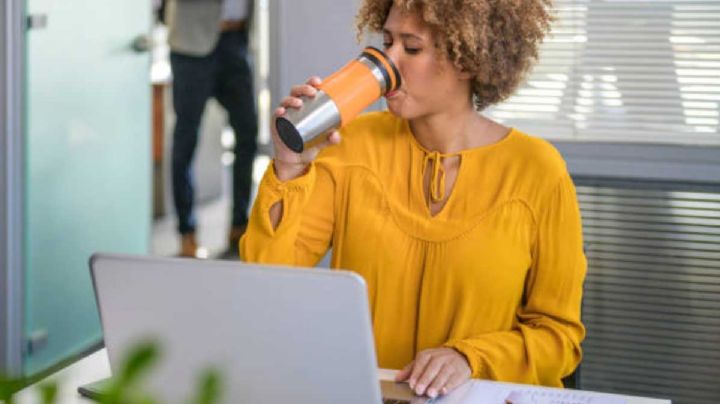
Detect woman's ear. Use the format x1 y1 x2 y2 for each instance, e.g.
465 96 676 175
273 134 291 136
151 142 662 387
454 62 473 80
458 70 473 80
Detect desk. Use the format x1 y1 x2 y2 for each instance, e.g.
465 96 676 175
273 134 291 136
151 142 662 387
14 350 110 404
14 349 670 404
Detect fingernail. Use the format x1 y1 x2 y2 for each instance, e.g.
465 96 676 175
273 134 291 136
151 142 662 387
428 388 437 398
416 384 426 395
409 379 415 388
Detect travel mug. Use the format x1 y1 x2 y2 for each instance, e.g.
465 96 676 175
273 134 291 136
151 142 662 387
275 46 402 153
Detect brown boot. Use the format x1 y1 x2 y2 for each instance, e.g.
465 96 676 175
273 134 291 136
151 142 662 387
179 233 199 258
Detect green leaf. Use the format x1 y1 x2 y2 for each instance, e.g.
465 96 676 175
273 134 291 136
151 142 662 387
39 382 58 404
118 340 160 385
101 340 161 404
191 369 222 404
0 376 23 404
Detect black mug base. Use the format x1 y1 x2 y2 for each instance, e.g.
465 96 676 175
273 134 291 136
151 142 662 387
276 117 305 153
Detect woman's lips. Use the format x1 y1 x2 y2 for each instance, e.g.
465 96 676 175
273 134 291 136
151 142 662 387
385 90 400 98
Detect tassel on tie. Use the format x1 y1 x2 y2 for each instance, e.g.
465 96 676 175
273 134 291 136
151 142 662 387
423 151 446 203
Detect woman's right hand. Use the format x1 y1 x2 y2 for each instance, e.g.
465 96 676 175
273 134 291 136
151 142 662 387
272 76 341 181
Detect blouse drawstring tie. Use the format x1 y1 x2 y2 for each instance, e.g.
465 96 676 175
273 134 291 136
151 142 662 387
423 151 446 203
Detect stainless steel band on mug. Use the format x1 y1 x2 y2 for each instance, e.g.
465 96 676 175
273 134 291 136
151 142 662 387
359 46 402 93
275 90 341 153
357 56 389 94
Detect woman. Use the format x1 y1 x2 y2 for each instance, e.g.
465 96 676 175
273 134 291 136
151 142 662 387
242 0 585 398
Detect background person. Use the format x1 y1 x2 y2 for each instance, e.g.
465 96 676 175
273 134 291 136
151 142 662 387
166 0 257 257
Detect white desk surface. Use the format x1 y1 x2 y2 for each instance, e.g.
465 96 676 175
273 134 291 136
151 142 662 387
15 349 670 404
15 349 111 404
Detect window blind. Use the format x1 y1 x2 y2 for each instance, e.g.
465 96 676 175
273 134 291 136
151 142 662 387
486 0 720 146
575 177 720 404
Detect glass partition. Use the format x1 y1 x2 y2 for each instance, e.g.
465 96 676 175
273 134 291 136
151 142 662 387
23 0 152 376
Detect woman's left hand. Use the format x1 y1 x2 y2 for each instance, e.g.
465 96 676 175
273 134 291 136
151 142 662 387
394 347 472 398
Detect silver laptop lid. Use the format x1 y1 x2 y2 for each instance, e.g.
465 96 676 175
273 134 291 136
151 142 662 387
90 253 382 404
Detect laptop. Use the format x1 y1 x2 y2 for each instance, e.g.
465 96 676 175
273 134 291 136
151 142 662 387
82 253 418 403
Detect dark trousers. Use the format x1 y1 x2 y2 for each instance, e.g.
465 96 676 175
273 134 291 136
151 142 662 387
170 30 257 235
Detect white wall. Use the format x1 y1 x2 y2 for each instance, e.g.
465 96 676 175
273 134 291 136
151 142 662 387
269 0 366 108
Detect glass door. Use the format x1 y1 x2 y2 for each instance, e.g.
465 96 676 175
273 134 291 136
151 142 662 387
23 0 152 375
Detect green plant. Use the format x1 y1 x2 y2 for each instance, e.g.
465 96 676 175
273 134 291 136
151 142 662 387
0 376 24 404
38 383 57 404
0 340 223 404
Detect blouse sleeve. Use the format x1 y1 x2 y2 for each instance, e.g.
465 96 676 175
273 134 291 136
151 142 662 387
240 160 336 267
445 173 587 386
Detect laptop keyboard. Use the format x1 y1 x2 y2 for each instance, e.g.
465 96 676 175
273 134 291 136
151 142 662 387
383 400 411 404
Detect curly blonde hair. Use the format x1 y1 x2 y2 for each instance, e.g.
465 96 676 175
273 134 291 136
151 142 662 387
356 0 553 111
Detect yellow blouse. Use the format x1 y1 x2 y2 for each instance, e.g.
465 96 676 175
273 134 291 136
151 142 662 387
241 111 586 387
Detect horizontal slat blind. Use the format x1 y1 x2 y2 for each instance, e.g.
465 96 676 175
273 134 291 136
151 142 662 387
575 178 720 404
487 1 720 145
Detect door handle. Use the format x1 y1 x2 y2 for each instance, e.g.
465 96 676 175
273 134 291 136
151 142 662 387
131 34 151 53
26 13 48 30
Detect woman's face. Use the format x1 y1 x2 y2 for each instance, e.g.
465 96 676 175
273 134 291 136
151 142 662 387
382 5 472 120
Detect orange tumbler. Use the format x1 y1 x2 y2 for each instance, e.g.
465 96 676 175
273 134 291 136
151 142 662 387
276 46 401 153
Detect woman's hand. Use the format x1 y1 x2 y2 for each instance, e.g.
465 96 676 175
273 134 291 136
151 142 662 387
395 347 472 399
272 76 341 181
